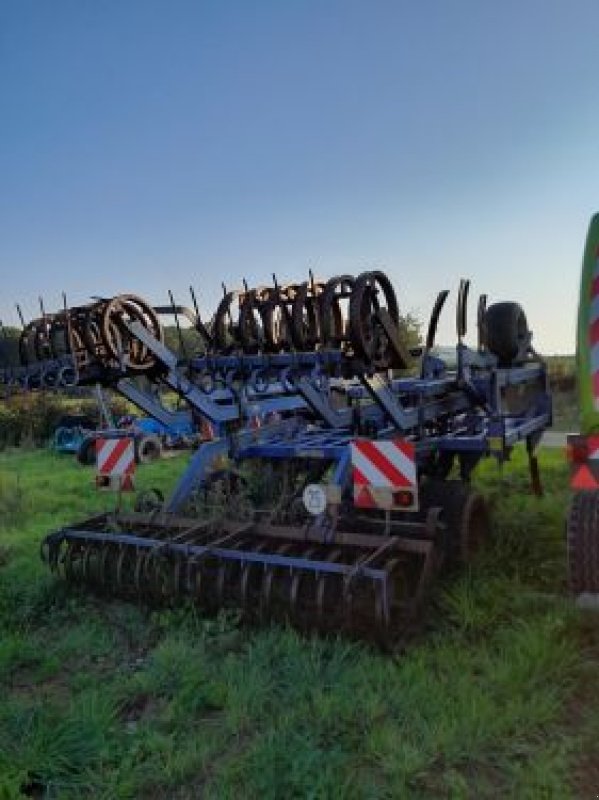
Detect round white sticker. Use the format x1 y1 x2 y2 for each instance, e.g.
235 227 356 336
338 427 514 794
302 484 327 516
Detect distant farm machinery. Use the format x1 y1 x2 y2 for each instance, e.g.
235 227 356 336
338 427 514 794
2 270 552 642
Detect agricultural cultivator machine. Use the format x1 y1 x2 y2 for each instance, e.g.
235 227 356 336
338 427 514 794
2 270 552 641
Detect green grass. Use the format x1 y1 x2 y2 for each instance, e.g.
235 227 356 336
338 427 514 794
0 447 597 798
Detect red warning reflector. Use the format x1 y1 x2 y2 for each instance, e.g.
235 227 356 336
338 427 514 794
351 438 418 511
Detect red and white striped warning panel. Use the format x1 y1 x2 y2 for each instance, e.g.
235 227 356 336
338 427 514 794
590 248 599 409
96 437 135 492
351 438 418 511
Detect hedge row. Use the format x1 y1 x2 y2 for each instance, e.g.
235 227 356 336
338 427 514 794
0 394 130 449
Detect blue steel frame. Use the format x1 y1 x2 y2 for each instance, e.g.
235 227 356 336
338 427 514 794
4 315 553 516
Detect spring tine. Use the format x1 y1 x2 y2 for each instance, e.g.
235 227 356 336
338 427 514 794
315 574 327 626
116 547 130 591
260 542 292 618
63 542 76 582
172 555 183 596
216 557 229 607
343 583 354 632
62 292 75 355
315 547 342 627
374 581 385 634
239 541 266 613
456 278 470 341
82 544 95 584
240 561 252 611
477 293 488 349
289 546 316 623
97 544 110 591
103 545 117 591
189 286 200 319
425 289 450 351
0 321 8 369
15 304 25 328
190 559 202 602
168 289 187 360
261 566 275 618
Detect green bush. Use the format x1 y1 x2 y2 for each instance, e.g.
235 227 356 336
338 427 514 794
0 394 133 449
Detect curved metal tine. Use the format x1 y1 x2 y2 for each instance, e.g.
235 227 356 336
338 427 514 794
215 557 230 608
63 541 77 582
15 304 26 329
425 289 450 351
172 554 184 598
240 540 267 616
373 577 391 642
456 279 470 342
190 286 213 348
185 556 199 597
272 273 294 338
117 546 134 593
133 548 146 595
90 543 107 587
81 543 96 585
53 539 67 576
221 282 235 344
90 544 103 585
168 289 188 361
477 293 488 350
97 543 112 591
315 548 342 630
260 542 293 620
151 551 172 602
289 546 317 625
374 555 404 644
342 570 355 633
62 292 74 356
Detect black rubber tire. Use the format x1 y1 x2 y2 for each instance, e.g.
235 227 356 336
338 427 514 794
567 491 599 594
419 479 489 565
484 301 529 366
76 435 97 466
135 435 163 464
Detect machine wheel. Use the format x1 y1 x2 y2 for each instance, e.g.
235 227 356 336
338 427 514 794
567 490 599 593
484 301 529 366
136 435 163 464
76 435 97 466
420 479 489 565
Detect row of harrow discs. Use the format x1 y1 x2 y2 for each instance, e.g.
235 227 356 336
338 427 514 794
15 270 402 376
212 270 399 366
17 294 162 374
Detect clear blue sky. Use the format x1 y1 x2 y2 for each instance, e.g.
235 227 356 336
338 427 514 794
1 0 598 353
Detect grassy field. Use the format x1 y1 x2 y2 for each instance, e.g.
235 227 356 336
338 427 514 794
0 447 598 799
